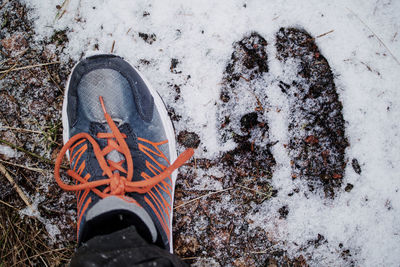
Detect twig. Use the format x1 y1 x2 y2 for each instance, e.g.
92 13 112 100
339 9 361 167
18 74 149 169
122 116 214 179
111 40 116 53
0 199 19 210
0 159 46 173
0 58 8 65
0 162 33 211
45 66 64 94
316 29 334 38
8 218 34 266
0 139 52 164
239 75 250 82
174 183 274 210
392 32 398 42
306 30 334 43
347 7 400 66
0 125 61 146
0 62 17 80
0 0 10 10
243 86 263 111
0 62 61 74
235 184 271 197
0 138 67 169
248 244 279 254
0 48 28 80
0 126 42 134
12 248 67 267
174 187 234 209
55 0 70 20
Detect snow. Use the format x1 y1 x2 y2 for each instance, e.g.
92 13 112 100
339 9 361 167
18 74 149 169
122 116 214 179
23 0 400 265
0 123 20 158
0 144 20 159
19 193 61 243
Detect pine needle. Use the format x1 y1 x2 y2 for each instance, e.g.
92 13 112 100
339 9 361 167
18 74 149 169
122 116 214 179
347 7 400 66
0 162 33 211
0 159 46 173
174 187 234 209
0 62 61 74
0 138 67 169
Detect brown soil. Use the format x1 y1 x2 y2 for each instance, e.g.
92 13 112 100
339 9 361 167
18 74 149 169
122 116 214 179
276 27 348 198
173 33 308 266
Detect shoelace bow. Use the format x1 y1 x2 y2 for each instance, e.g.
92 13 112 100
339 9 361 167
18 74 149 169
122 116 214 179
54 96 194 198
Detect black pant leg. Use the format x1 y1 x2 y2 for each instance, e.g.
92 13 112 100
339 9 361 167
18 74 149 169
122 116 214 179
70 226 188 267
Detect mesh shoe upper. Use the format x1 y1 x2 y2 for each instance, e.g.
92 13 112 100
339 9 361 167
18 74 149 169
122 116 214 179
54 54 193 252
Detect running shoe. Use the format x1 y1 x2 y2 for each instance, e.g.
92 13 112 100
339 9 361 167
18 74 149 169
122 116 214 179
54 54 194 252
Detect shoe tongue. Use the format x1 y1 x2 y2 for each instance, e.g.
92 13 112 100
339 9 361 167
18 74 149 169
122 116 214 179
101 121 125 163
106 149 124 163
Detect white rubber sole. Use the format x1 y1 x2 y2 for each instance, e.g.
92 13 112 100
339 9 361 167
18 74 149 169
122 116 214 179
62 56 178 252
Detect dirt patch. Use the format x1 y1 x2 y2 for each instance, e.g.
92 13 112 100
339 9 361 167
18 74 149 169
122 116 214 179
173 33 308 266
138 32 157 44
177 130 200 148
276 27 349 198
351 158 361 175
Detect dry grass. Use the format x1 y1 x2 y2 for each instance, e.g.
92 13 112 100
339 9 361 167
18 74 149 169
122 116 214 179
0 203 74 266
0 1 77 266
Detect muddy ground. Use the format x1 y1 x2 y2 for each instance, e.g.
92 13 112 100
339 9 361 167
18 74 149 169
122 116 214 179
0 1 353 266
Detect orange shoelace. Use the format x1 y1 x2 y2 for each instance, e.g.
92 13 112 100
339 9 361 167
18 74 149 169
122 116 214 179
54 96 194 198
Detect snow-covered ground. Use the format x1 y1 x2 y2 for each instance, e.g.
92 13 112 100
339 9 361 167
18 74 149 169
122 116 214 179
23 0 400 266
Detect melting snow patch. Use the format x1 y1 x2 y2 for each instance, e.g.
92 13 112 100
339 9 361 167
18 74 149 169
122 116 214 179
0 144 20 159
19 193 61 244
